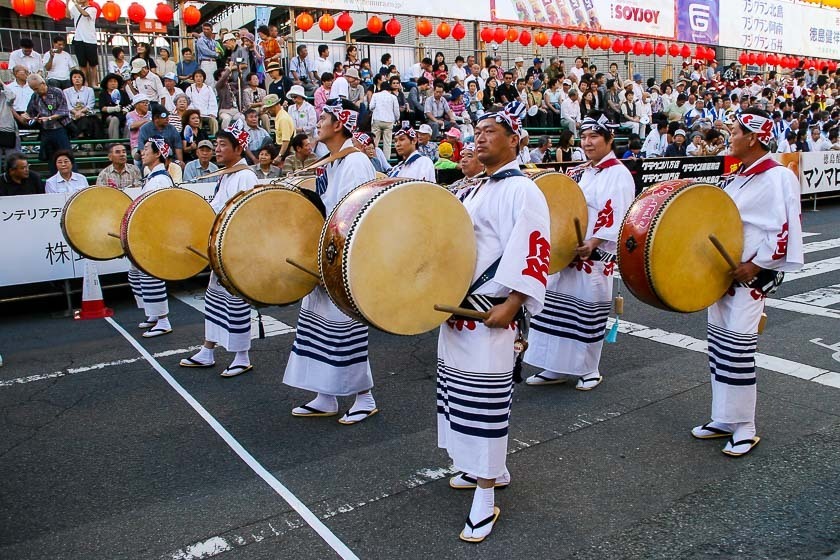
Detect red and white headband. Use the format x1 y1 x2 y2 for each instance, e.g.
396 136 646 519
736 113 774 146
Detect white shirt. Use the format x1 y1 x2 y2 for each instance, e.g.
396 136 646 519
6 81 33 112
321 139 376 214
570 66 585 82
575 153 636 256
289 101 317 136
807 136 831 152
641 129 663 157
369 90 400 123
561 97 581 123
210 159 259 213
69 4 97 43
46 172 88 193
315 56 332 79
160 88 178 113
142 163 175 192
132 72 166 103
451 64 467 84
464 75 485 92
529 148 549 163
329 76 349 100
9 49 42 74
517 147 530 165
776 138 792 153
43 50 73 81
186 83 218 118
64 86 96 112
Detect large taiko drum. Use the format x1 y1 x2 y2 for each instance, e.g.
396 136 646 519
529 171 589 273
61 186 132 260
209 184 323 305
319 178 477 335
120 188 215 281
617 179 743 313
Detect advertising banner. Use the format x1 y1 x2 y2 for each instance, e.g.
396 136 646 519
259 0 489 21
623 155 725 195
799 151 840 196
676 0 719 45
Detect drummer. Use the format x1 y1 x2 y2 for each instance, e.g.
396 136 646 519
691 108 803 457
525 111 634 391
387 126 436 181
179 123 259 377
282 98 379 425
439 101 550 543
128 137 176 338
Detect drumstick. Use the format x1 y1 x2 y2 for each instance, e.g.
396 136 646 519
107 232 120 239
574 217 585 247
434 304 490 321
708 234 738 271
285 258 320 280
186 245 210 261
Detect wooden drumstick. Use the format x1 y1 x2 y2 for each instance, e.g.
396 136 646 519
574 217 585 247
186 245 210 261
286 258 320 280
434 304 490 321
708 234 738 271
107 232 120 239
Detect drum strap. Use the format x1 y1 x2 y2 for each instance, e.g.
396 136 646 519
295 147 361 175
191 164 252 184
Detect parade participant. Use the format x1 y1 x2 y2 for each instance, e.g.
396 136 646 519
129 137 175 338
525 111 635 390
179 123 259 377
439 101 550 543
283 98 378 424
387 126 436 181
691 108 803 456
447 143 482 195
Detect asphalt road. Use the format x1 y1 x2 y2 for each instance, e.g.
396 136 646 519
2 199 840 560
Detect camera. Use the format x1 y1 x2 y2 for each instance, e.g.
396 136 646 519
236 57 244 63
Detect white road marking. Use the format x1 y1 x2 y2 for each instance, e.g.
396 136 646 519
783 284 840 308
170 536 231 560
802 232 821 238
104 317 360 560
0 345 202 388
804 237 840 253
171 290 295 338
765 298 840 320
783 256 840 282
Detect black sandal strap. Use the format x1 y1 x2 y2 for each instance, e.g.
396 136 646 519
729 437 757 447
299 404 328 414
460 474 477 485
465 512 497 530
702 423 732 435
343 409 375 418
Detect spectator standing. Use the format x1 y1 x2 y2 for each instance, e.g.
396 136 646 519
286 85 317 139
251 144 281 179
315 45 332 79
424 83 456 139
155 48 177 78
282 133 317 173
97 144 141 188
9 38 41 75
98 73 130 139
109 47 132 82
46 150 87 193
214 65 243 131
186 69 219 134
0 153 43 195
70 0 99 87
43 38 73 90
344 44 360 71
183 140 219 183
25 75 71 175
126 95 152 163
0 83 20 162
195 23 219 88
369 82 400 160
258 25 282 68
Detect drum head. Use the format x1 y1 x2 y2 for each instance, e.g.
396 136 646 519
531 172 589 273
212 187 321 305
61 187 131 260
122 188 215 281
346 182 476 335
648 184 743 312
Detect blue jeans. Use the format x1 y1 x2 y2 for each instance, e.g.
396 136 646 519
39 127 73 175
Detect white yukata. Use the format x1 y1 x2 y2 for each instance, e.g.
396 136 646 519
204 160 259 352
283 140 377 396
438 160 550 479
387 150 436 182
709 154 803 423
526 153 635 379
128 164 174 319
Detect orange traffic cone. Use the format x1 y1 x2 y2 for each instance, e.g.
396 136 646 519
74 261 114 320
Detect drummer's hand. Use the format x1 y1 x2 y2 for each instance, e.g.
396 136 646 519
732 261 761 284
484 292 527 329
575 238 601 260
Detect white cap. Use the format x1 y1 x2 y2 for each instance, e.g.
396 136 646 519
674 129 686 137
417 124 433 135
514 56 524 63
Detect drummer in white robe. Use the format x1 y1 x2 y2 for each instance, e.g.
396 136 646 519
439 101 550 543
283 98 379 425
179 122 259 377
525 111 635 390
691 108 803 457
387 126 437 181
129 136 176 338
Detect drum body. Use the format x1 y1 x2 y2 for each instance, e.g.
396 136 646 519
209 185 322 305
61 186 131 260
617 180 743 313
319 178 477 335
120 188 215 281
530 171 589 273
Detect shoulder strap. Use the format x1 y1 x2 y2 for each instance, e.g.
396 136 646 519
182 163 250 183
293 147 360 175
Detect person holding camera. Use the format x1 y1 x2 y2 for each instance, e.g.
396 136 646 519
43 38 73 90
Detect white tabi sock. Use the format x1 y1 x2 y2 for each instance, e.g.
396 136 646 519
193 346 214 364
154 317 171 331
307 393 339 413
732 421 756 442
231 350 250 367
537 370 564 380
463 486 496 540
147 315 158 323
348 391 376 414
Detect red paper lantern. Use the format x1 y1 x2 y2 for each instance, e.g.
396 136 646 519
0 62 7 70
564 33 575 48
575 34 587 48
612 40 623 54
550 31 563 48
643 41 653 56
655 43 666 57
493 27 506 43
295 11 313 31
738 52 749 65
622 38 633 52
451 22 466 41
766 54 777 65
829 61 838 72
319 14 335 32
155 2 173 25
337 12 353 32
506 28 518 42
480 27 494 43
668 43 680 57
367 15 383 34
436 21 451 39
695 45 705 59
632 41 643 55
600 36 611 50
747 52 756 64
102 0 120 22
680 44 691 58
535 31 548 47
46 0 66 21
417 19 432 36
706 47 716 61
756 53 766 65
11 0 36 16
127 2 145 23
519 30 531 46
588 35 600 49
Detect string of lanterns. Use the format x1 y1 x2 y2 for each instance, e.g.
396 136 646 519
11 0 195 26
737 52 839 72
